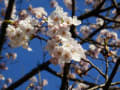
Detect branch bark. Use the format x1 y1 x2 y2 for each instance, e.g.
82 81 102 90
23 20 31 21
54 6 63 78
45 67 96 87
103 57 120 90
0 0 15 54
60 63 70 90
78 0 105 20
6 61 50 90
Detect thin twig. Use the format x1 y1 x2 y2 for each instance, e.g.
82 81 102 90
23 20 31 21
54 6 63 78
45 67 96 87
88 81 120 90
82 59 106 78
78 0 106 20
103 57 120 90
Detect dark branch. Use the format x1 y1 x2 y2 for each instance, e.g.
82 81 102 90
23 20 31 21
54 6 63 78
0 0 15 54
6 61 50 90
103 57 120 90
60 0 76 89
80 23 106 44
78 0 105 20
70 0 76 38
60 63 70 90
97 14 120 23
45 67 96 87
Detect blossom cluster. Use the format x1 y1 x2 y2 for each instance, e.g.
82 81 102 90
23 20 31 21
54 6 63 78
6 6 47 51
87 29 119 59
6 16 38 51
80 18 104 38
27 76 48 90
97 29 118 44
46 6 86 64
5 4 86 64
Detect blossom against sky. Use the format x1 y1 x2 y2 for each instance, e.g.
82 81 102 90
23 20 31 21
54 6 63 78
0 0 120 90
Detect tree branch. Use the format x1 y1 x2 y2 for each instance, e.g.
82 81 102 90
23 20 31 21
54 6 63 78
80 24 106 44
45 67 96 87
60 63 70 90
97 14 120 23
6 61 51 90
103 57 120 90
78 0 105 20
89 81 120 90
0 0 15 54
82 59 106 78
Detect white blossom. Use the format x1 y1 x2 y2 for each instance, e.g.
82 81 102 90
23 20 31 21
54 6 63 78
0 74 5 80
46 6 86 64
80 25 91 37
6 15 38 51
89 44 96 51
72 16 81 26
30 76 38 83
63 0 72 10
96 18 104 26
31 7 47 19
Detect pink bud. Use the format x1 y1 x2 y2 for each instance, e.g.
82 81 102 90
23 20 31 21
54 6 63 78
42 79 48 86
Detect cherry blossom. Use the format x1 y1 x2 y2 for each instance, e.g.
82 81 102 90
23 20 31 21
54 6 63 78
46 5 85 64
63 0 72 10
